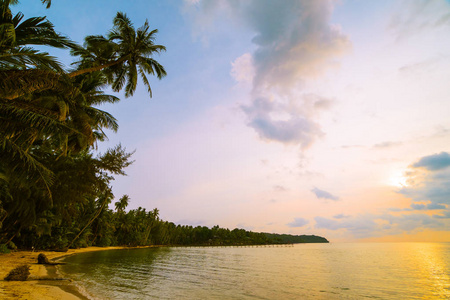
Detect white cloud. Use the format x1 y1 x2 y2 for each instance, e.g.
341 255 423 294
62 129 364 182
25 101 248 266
231 53 255 84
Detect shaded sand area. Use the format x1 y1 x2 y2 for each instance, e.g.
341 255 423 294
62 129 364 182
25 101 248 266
0 246 136 299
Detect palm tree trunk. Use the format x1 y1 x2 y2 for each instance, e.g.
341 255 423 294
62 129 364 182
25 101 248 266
143 222 153 245
68 55 129 78
6 226 21 244
67 197 108 249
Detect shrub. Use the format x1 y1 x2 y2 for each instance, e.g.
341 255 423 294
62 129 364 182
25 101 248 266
0 244 10 254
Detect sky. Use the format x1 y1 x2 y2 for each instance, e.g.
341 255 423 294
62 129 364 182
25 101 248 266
17 0 450 242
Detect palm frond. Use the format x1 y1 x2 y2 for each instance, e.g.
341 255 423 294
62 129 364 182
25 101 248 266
0 134 55 188
138 66 152 98
0 69 67 99
140 56 167 79
83 106 118 132
111 67 126 92
0 46 64 71
14 15 78 49
40 0 51 8
124 64 137 97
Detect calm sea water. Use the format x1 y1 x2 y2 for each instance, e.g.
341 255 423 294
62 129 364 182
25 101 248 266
60 243 450 299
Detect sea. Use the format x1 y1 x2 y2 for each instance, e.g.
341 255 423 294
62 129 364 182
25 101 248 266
59 242 450 299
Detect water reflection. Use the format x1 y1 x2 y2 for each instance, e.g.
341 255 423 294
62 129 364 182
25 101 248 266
61 243 450 299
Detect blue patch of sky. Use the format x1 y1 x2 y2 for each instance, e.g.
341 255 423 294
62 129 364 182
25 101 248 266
15 0 253 148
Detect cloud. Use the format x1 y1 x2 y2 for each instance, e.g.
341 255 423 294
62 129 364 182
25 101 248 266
427 203 447 210
398 56 444 74
231 53 255 84
311 187 339 201
314 216 378 238
273 185 287 192
240 0 350 90
311 152 450 238
372 141 403 149
236 223 255 231
434 211 450 219
287 217 309 228
185 0 350 148
333 213 350 219
410 203 447 210
241 0 349 147
397 152 450 210
341 145 364 149
383 213 444 232
411 152 450 171
400 173 450 206
315 213 447 238
389 0 450 40
241 95 329 147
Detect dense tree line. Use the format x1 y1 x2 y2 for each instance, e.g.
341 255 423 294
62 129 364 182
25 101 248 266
264 233 329 244
0 1 327 251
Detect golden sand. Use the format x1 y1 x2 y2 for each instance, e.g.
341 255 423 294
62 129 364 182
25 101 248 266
0 246 132 299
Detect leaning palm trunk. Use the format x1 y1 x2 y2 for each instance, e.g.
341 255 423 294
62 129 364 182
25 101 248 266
67 195 109 249
68 55 129 78
143 222 153 245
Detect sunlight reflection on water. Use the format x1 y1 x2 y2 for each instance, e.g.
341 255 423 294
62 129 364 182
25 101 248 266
61 243 450 299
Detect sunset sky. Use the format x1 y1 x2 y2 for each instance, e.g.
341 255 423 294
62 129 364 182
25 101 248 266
18 0 450 242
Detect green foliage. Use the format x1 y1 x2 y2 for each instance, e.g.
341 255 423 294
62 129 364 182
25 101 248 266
264 233 329 244
70 12 166 98
0 243 10 253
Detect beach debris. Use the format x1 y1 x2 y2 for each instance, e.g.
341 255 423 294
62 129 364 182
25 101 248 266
4 265 30 281
36 253 65 265
37 253 50 264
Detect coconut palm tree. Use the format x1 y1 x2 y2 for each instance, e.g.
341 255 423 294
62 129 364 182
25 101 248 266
70 12 166 98
115 194 129 213
0 0 77 69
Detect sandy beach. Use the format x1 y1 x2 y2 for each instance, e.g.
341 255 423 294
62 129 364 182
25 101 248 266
0 246 133 299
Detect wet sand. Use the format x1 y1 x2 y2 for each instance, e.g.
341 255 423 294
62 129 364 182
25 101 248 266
0 246 140 299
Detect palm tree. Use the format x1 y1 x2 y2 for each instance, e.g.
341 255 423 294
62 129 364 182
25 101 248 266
0 3 79 100
114 194 129 213
1 1 77 69
56 71 119 153
70 12 166 98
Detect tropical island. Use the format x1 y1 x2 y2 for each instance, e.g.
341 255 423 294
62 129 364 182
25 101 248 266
0 0 327 254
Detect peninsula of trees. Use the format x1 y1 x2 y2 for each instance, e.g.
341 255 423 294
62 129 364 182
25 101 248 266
0 0 328 252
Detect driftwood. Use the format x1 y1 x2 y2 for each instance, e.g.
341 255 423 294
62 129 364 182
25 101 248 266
37 253 66 265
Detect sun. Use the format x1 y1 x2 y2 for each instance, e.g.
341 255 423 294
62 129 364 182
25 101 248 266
388 171 409 188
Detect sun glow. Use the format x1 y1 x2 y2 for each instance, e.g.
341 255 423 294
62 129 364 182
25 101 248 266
388 171 409 188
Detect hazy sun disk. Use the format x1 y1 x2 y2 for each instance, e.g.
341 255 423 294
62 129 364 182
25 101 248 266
388 171 409 188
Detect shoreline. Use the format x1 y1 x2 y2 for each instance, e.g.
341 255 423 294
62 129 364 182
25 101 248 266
0 246 157 299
